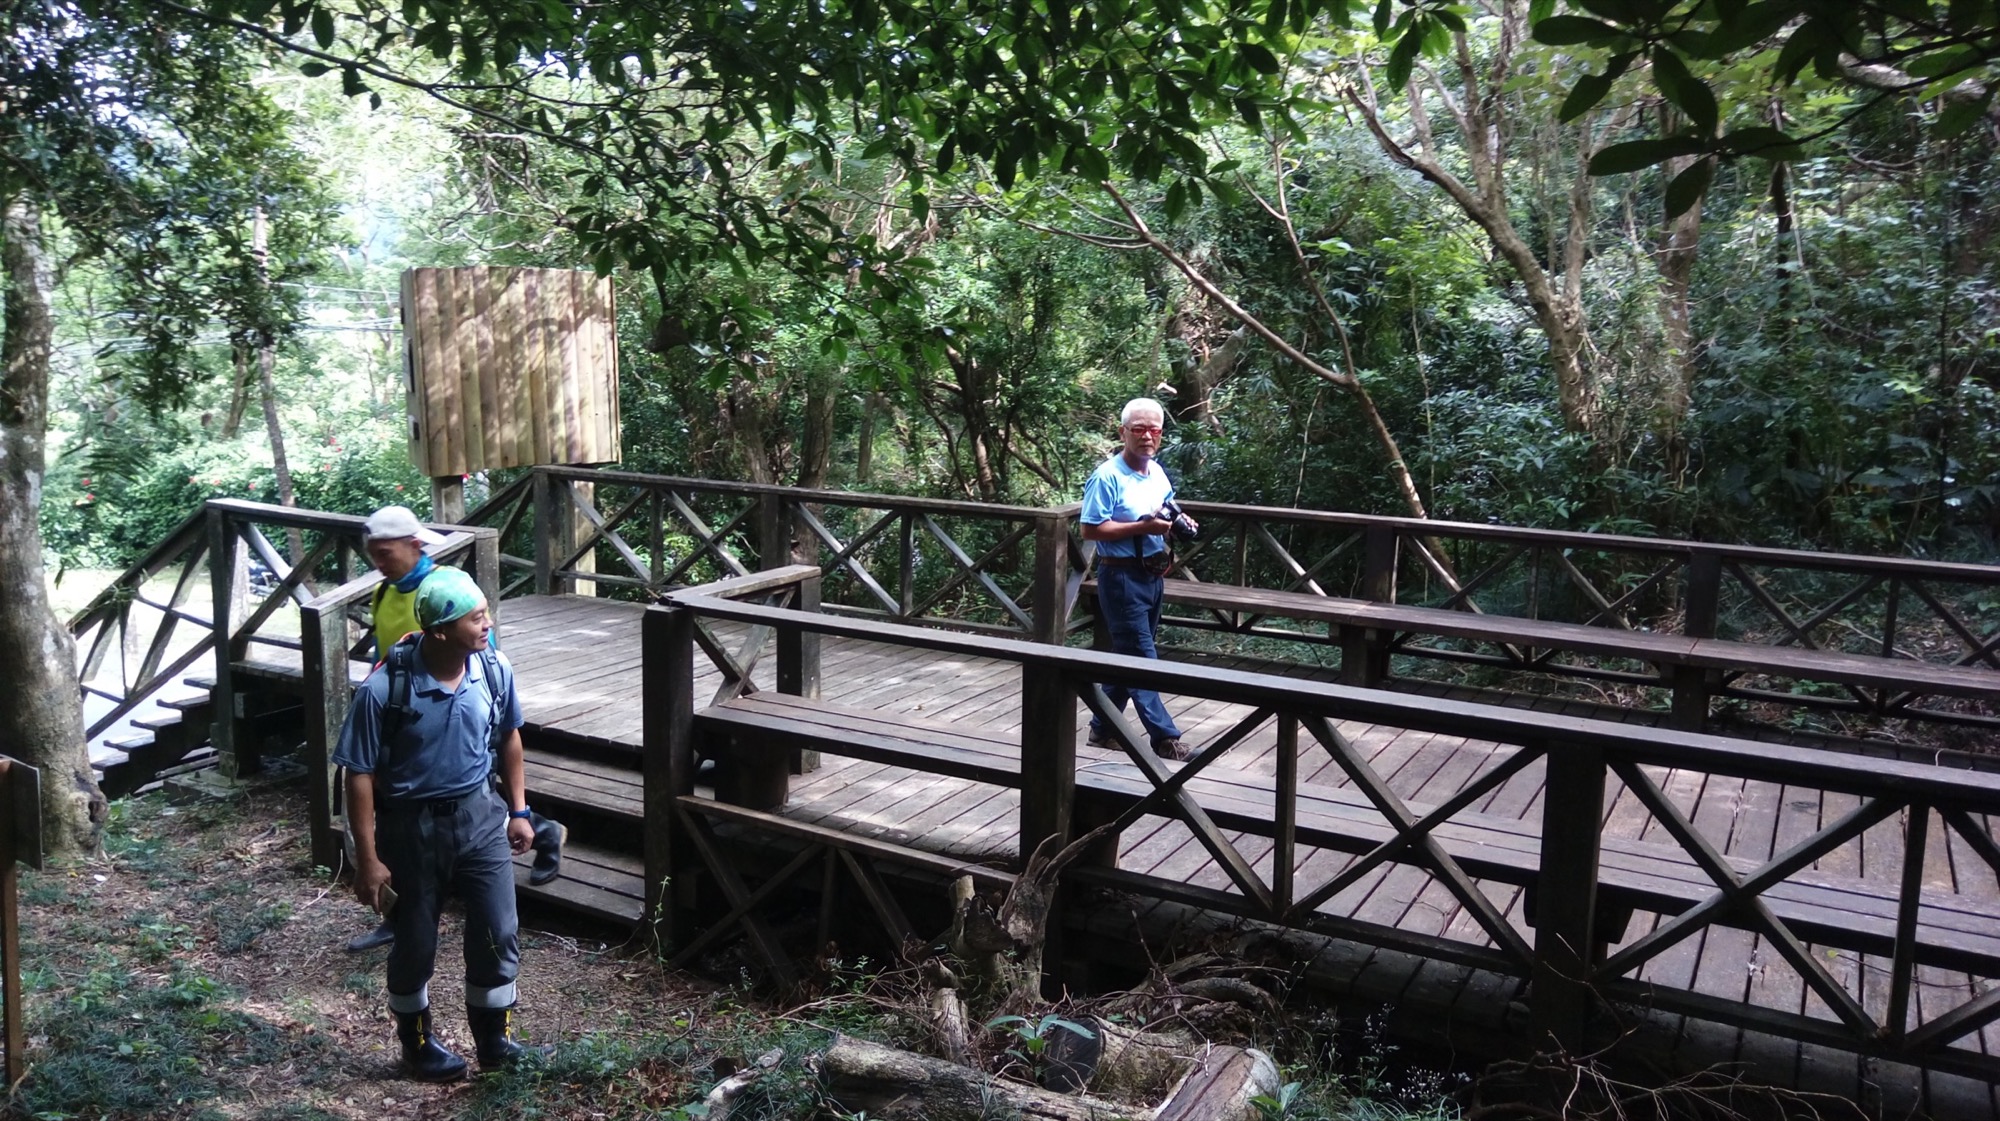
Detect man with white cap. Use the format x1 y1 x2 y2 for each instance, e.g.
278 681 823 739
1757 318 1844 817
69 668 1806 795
335 565 550 1080
343 508 566 955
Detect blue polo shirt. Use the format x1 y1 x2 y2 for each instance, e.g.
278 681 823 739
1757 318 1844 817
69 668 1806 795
334 641 525 802
1080 453 1175 559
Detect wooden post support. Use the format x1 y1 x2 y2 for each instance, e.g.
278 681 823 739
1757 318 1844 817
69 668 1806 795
0 757 31 1086
532 469 558 596
299 604 352 872
642 604 696 952
779 573 823 775
1361 524 1398 603
758 490 794 571
1018 663 1077 861
1030 512 1069 646
431 475 466 523
570 479 598 598
1530 740 1605 1054
1682 551 1721 639
206 505 255 779
469 527 501 612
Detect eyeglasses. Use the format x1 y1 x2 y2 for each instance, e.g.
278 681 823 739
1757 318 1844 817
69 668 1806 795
1124 424 1162 435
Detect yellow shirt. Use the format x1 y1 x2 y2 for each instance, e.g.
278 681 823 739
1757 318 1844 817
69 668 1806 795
370 582 422 660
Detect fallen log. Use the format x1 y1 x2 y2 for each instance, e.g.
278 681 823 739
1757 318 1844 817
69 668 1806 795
821 1035 1144 1121
1153 1046 1282 1121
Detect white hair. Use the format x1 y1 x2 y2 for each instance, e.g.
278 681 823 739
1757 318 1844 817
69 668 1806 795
1120 398 1166 426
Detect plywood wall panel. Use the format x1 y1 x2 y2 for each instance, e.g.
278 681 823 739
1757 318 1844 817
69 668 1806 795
402 266 619 474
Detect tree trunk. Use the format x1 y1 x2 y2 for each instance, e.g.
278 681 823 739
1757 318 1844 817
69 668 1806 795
251 208 304 563
821 1037 1143 1121
0 200 106 857
222 344 252 438
1655 154 1708 484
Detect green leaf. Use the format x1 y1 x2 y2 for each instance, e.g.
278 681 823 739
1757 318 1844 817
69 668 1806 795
1164 177 1187 222
1587 135 1706 174
1384 26 1421 91
297 61 331 78
340 65 365 97
1936 91 1993 138
1528 0 1556 25
1651 49 1718 134
1240 42 1281 73
1236 96 1265 132
1372 0 1393 37
1663 156 1713 219
1720 125 1802 160
1532 15 1620 45
1560 71 1614 122
310 6 334 48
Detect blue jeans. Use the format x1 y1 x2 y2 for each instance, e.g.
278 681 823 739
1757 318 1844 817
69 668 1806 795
1091 564 1183 745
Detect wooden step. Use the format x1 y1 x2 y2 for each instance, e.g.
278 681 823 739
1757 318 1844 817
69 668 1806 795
513 839 643 927
522 749 642 823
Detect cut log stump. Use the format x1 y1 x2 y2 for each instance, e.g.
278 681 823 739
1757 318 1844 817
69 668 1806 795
1152 1046 1282 1121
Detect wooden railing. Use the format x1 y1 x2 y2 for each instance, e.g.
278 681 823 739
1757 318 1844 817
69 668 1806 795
463 466 1080 642
0 756 40 1085
1167 502 2000 728
294 524 500 871
653 590 2000 1080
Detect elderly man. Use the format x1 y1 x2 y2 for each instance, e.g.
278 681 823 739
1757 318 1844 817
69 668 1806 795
336 566 549 1080
344 507 565 957
1078 398 1195 760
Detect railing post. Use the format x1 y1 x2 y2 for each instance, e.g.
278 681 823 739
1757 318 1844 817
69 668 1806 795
1030 512 1069 645
532 469 556 596
758 489 794 571
779 573 823 775
642 604 695 953
1671 552 1723 730
1531 740 1605 1054
299 602 351 873
206 504 256 778
1343 524 1399 687
1018 662 1077 861
469 527 501 610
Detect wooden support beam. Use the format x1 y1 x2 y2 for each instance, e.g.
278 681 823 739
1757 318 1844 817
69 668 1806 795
1018 663 1077 863
642 604 695 952
1530 740 1604 1053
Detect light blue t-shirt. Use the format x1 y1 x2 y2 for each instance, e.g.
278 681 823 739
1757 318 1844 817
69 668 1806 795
1080 453 1175 559
334 642 525 802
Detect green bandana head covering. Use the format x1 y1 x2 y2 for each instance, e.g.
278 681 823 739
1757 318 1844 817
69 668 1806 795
416 566 486 629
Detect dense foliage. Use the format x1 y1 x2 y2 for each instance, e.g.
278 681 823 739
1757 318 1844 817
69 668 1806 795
24 0 2000 578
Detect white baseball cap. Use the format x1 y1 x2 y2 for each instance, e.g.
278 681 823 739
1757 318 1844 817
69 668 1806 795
362 505 445 545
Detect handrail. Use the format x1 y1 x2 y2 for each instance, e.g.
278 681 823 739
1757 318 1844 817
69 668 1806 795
535 464 1062 520
661 592 2000 803
655 590 2000 1078
1175 499 2000 584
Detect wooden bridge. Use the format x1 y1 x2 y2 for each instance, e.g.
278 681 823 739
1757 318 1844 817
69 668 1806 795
65 467 2000 1109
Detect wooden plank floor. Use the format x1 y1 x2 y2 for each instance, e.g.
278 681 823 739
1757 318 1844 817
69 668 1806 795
266 594 2000 1104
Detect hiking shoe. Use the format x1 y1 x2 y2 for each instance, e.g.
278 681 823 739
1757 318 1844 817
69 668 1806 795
1153 738 1192 761
1086 727 1115 748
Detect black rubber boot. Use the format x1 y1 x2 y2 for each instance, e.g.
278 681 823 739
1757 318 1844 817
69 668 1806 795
346 921 394 952
393 1007 468 1083
528 816 567 886
469 1005 553 1071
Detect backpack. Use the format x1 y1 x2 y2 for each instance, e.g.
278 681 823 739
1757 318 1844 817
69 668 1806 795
375 633 508 760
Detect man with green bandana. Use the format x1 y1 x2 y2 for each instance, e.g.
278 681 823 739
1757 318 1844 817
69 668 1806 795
335 566 550 1080
345 508 568 953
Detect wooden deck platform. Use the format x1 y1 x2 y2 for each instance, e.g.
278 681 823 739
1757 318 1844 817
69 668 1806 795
299 594 2000 1109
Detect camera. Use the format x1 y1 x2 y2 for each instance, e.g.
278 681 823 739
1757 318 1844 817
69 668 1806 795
1158 500 1200 544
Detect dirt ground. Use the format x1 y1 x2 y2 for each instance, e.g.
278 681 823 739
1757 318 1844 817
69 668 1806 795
3 784 793 1121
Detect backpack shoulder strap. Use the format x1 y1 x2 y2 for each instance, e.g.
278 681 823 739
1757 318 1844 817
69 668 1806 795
378 635 422 751
479 648 507 751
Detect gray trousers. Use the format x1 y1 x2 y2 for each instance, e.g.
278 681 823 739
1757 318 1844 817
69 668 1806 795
377 784 520 1013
